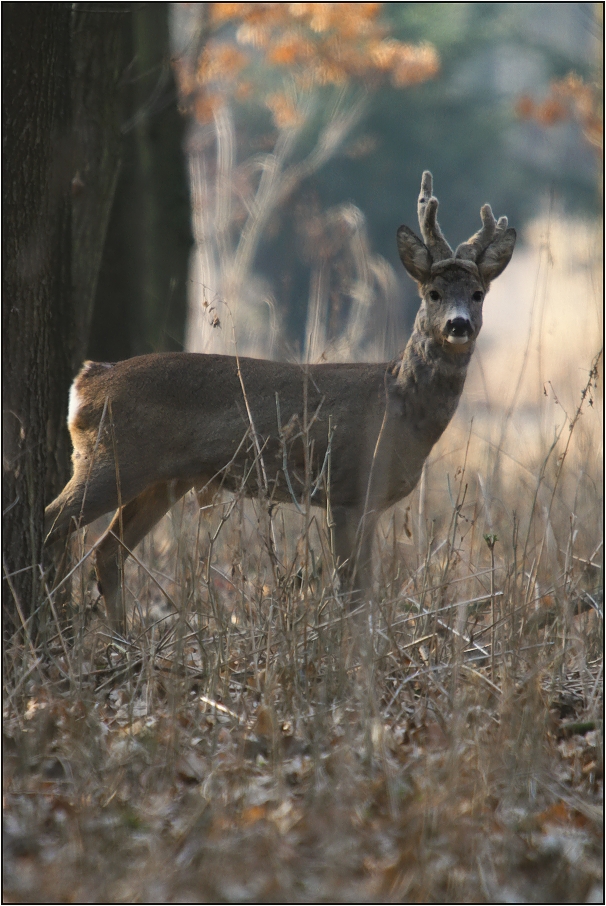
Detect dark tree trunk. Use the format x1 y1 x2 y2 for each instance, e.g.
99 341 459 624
2 4 125 637
88 2 193 361
2 4 73 635
71 4 128 366
2 3 188 637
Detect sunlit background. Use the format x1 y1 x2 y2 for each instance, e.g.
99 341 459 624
167 2 602 560
169 2 601 365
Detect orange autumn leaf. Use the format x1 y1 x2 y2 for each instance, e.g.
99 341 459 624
198 41 248 84
537 800 590 829
266 91 303 129
185 3 440 124
194 91 223 123
392 44 440 87
267 31 314 66
241 804 267 825
517 72 602 154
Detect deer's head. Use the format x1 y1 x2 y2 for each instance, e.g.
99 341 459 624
397 172 516 353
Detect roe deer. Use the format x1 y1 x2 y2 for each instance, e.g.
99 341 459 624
45 172 515 631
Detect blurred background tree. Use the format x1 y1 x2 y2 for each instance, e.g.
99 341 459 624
88 3 193 362
171 2 440 359
171 2 601 359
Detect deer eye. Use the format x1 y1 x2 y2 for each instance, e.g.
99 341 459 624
428 290 441 302
472 291 484 302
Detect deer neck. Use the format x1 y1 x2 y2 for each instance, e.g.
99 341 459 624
390 318 473 447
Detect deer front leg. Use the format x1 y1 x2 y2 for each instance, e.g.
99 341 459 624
95 479 195 631
331 505 377 607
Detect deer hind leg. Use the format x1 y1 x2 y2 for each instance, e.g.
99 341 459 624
44 457 131 542
95 479 196 631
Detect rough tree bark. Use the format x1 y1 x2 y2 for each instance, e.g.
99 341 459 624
2 4 125 636
3 3 191 637
3 5 73 636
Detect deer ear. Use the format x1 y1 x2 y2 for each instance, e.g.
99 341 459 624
397 225 432 283
476 227 516 285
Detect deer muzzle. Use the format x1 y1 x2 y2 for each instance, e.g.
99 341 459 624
445 316 473 346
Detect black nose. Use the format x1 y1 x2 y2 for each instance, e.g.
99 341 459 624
446 317 472 338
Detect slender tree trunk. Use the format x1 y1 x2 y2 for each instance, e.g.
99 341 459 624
71 4 128 366
89 2 193 361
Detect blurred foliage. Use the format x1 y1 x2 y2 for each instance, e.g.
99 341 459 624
517 71 603 154
315 3 601 274
175 2 439 118
174 3 443 356
173 3 601 348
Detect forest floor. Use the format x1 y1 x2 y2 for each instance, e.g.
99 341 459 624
4 496 602 902
4 365 603 903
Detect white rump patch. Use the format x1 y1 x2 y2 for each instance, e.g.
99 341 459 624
68 383 82 427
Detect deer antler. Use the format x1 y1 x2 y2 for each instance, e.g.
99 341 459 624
455 204 502 262
417 171 453 263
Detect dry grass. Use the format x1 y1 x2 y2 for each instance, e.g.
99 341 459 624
3 216 603 903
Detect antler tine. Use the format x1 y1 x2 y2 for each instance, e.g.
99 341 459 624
417 170 433 227
493 215 508 240
455 204 497 262
417 170 453 262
